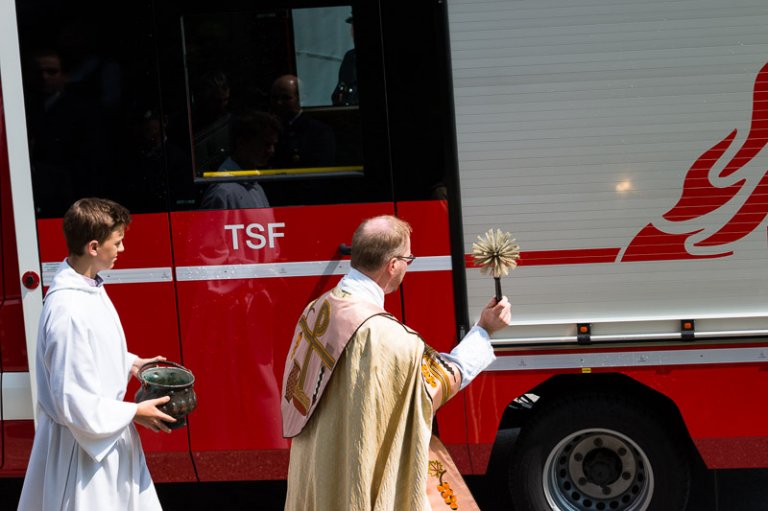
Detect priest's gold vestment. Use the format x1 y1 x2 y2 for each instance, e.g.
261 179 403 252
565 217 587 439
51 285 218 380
282 286 478 511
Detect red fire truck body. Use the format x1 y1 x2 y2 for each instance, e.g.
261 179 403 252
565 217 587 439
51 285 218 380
2 0 768 508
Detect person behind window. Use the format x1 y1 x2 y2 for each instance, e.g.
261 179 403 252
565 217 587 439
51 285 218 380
57 20 122 115
270 74 335 168
192 70 233 171
24 48 104 216
331 14 358 106
200 110 280 210
113 107 191 212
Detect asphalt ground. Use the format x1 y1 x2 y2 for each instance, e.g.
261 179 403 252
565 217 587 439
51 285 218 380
1 427 765 511
2 469 767 510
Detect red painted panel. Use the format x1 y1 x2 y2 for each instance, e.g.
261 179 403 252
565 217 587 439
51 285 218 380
396 200 454 349
397 200 451 254
695 437 768 469
171 204 395 266
1 86 27 374
464 248 622 268
465 370 550 446
396 201 469 452
145 451 198 482
175 275 323 453
116 282 189 459
193 450 289 481
633 363 768 439
171 203 396 477
466 355 768 471
0 299 26 371
0 85 14 304
2 420 34 475
37 213 172 268
0 422 199 481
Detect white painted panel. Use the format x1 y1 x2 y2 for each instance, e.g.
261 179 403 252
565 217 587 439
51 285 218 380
2 372 33 420
448 0 768 340
0 0 43 421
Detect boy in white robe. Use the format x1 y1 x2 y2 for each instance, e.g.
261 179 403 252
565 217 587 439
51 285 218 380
18 198 176 511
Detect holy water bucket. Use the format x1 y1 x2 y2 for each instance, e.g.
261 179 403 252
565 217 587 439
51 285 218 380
135 361 197 429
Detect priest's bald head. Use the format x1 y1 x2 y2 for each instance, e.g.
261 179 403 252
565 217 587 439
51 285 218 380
351 215 413 294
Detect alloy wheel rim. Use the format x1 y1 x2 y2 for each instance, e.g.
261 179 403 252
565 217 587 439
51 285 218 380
542 428 654 511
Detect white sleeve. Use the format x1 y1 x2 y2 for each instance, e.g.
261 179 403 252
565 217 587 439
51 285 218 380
440 325 496 390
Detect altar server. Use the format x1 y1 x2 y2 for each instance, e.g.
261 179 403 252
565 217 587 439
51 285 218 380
19 198 174 511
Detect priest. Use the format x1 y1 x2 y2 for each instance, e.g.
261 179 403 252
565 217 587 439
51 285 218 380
18 198 175 511
282 215 511 510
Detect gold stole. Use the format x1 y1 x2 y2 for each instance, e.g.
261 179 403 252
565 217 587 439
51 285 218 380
417 332 481 510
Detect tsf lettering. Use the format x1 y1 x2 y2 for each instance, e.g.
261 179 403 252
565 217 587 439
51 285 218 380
224 223 285 250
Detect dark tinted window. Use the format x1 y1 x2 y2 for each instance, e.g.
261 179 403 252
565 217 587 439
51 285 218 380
180 6 376 211
16 1 171 217
16 0 455 217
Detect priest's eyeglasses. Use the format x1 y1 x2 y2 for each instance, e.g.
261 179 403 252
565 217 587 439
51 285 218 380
394 254 416 265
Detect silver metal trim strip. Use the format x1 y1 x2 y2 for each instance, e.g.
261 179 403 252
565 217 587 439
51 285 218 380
42 256 451 284
176 260 350 282
487 347 768 372
42 263 174 286
175 255 452 282
98 268 174 284
491 330 768 346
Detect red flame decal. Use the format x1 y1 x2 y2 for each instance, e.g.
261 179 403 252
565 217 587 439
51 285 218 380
661 129 743 222
622 62 768 262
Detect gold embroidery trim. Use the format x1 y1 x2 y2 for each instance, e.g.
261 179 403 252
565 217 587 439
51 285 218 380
284 299 335 416
428 460 459 510
422 346 454 407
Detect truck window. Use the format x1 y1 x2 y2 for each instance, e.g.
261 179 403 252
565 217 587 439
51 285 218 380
180 6 374 211
17 6 173 218
17 1 397 217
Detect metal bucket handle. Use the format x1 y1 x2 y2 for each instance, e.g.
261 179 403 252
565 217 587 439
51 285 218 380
137 360 195 386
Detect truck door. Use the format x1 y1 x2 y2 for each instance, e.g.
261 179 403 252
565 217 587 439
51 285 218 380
158 2 402 478
8 0 405 480
9 0 198 479
3 0 462 480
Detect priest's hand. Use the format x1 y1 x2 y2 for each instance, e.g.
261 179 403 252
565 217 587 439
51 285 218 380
477 296 511 335
135 396 176 433
131 355 167 378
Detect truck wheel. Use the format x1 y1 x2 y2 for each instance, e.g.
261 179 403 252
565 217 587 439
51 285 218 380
508 393 690 511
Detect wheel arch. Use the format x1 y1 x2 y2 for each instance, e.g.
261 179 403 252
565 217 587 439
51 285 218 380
492 372 702 471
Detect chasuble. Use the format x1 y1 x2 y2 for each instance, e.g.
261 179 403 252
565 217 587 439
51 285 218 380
282 274 486 511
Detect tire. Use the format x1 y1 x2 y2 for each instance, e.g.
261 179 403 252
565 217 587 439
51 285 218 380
508 393 691 511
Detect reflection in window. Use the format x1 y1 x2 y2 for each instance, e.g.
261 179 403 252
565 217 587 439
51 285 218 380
182 5 362 194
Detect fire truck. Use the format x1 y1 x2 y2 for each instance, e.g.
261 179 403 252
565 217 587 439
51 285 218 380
2 0 768 509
